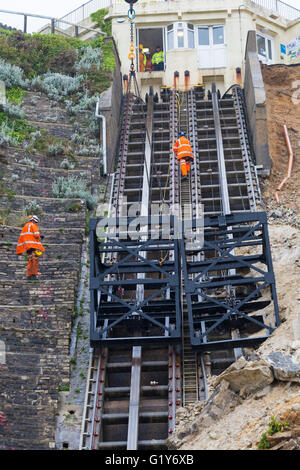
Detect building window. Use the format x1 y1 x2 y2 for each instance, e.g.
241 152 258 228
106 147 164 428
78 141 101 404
177 23 184 48
188 24 195 49
167 22 195 50
257 32 274 64
198 27 210 46
167 24 174 50
198 25 225 47
213 26 224 45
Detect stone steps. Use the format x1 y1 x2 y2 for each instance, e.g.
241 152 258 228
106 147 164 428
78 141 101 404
1 195 86 214
3 164 92 192
2 210 87 229
0 304 73 330
22 92 72 124
0 260 80 281
0 242 81 262
1 146 101 189
0 280 76 305
2 147 101 170
1 225 84 244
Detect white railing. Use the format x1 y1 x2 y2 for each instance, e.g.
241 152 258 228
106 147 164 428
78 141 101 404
252 0 300 20
57 0 300 30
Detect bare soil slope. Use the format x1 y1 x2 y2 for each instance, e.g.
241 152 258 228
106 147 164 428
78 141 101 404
261 64 300 213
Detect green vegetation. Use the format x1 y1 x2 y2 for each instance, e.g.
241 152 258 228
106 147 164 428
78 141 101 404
0 31 82 78
6 86 27 104
52 175 97 210
0 111 36 145
0 24 114 95
58 384 70 392
267 416 290 436
67 202 81 213
0 182 16 200
258 416 290 450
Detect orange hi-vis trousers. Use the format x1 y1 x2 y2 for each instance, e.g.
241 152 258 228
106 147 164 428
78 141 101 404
179 158 191 177
27 249 39 278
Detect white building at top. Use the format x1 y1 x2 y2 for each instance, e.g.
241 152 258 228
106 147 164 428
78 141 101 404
109 0 299 95
53 0 299 96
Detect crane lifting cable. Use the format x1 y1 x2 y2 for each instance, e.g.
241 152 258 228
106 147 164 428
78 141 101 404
123 0 168 212
125 0 140 95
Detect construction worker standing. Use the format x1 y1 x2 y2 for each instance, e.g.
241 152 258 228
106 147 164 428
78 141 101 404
139 44 146 72
152 46 164 71
173 132 194 178
16 215 45 280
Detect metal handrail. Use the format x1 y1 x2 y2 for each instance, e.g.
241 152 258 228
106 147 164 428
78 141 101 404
0 8 105 36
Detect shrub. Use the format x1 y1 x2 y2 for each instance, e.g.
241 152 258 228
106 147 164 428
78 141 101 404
65 90 98 115
6 86 27 104
19 157 38 169
0 59 27 88
24 200 42 215
32 72 83 101
75 45 102 72
60 159 75 170
52 175 97 210
46 143 64 157
1 102 25 119
257 417 290 450
0 31 82 78
0 111 38 147
0 121 18 147
77 144 102 157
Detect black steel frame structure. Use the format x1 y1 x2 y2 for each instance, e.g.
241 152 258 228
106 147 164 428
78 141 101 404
90 216 182 346
181 211 280 351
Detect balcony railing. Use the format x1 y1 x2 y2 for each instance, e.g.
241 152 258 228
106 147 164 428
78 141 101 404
57 0 299 29
252 0 300 20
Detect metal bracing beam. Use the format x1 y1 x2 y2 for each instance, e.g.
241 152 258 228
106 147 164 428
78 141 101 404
182 212 280 351
89 217 182 346
127 346 142 450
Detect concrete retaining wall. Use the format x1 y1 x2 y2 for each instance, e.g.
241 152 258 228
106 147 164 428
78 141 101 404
244 30 271 174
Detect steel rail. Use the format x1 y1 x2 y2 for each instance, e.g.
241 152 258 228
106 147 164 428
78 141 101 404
231 86 259 211
212 83 231 216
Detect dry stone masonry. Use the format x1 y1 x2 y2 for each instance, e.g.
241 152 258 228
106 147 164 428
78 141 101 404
0 91 101 449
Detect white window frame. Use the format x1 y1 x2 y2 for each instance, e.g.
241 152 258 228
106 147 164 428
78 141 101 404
256 32 274 64
196 24 226 69
166 22 195 51
197 24 225 48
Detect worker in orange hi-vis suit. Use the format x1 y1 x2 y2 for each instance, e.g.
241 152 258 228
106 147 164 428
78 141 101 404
16 215 45 280
139 44 146 72
172 132 194 178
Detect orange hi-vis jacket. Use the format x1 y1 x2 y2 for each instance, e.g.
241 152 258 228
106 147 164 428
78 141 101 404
16 221 45 255
172 136 194 161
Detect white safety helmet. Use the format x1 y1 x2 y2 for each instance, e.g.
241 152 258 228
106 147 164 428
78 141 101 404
28 215 39 223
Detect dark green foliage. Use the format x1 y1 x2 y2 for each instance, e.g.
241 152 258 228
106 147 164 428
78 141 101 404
90 9 112 36
0 31 82 78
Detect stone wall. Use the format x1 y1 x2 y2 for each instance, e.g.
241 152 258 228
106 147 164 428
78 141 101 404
0 91 101 449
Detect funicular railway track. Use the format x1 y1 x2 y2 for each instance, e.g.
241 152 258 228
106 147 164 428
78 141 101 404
80 82 279 450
